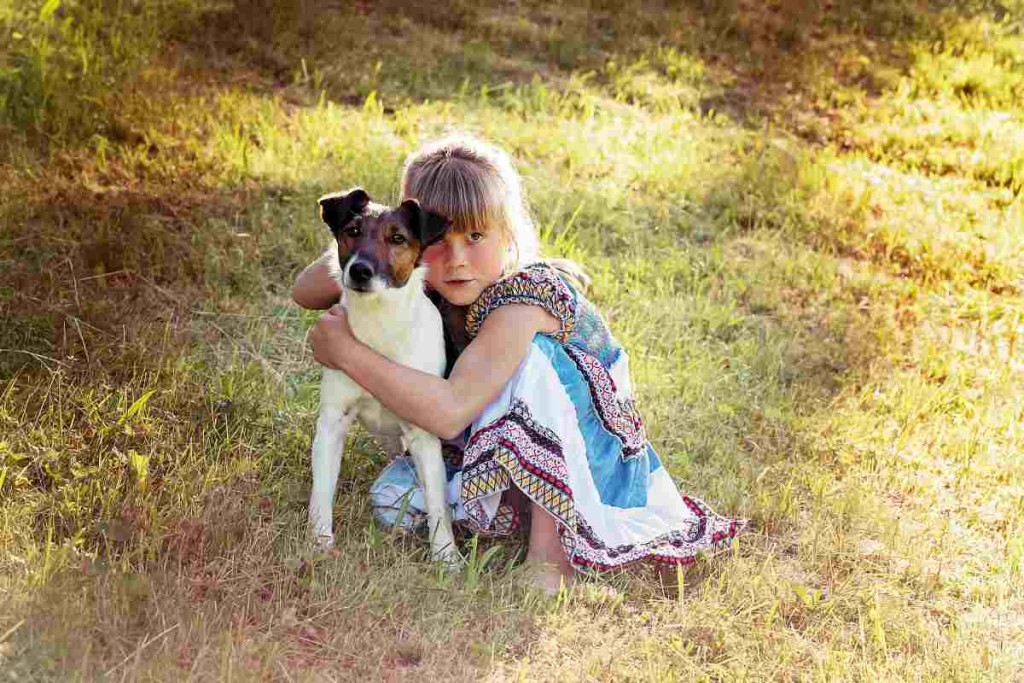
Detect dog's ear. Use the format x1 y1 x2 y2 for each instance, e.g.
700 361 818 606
319 188 370 233
399 199 448 248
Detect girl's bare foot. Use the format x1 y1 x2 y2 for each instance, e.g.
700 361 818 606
525 560 575 596
526 502 575 596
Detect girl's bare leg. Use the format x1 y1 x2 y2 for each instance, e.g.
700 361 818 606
525 502 575 594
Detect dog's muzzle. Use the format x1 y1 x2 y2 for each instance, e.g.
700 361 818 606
345 259 378 292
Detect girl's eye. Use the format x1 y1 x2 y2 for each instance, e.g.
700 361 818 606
469 232 484 242
388 233 407 245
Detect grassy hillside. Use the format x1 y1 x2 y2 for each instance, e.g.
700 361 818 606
1 0 1022 679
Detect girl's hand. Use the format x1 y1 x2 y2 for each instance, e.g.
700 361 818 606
309 304 356 369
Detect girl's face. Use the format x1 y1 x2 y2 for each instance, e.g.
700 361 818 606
422 225 506 307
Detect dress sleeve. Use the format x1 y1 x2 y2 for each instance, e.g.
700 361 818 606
465 263 578 343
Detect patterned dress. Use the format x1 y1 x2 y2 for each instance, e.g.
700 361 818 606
370 263 746 570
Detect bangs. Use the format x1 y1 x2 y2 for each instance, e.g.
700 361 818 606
402 157 510 237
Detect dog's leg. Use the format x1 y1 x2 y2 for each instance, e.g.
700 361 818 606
309 406 356 550
404 427 462 569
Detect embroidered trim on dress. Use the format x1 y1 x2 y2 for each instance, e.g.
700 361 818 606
564 345 648 458
465 264 577 342
568 498 744 570
462 399 576 530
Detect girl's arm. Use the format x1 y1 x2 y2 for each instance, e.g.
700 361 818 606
310 303 558 439
292 249 342 310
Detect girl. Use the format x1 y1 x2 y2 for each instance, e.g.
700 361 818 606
294 134 745 593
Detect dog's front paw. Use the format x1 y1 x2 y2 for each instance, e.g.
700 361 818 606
434 544 465 572
312 532 335 552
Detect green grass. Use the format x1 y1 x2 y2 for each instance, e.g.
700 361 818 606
1 0 1023 679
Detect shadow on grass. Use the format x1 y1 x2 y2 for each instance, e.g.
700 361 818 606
167 0 978 123
0 177 323 379
1 185 231 375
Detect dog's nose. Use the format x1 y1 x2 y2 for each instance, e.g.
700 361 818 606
349 261 373 284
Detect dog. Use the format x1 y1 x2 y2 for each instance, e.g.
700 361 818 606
308 187 460 568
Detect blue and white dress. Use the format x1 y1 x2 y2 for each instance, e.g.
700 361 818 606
370 263 746 570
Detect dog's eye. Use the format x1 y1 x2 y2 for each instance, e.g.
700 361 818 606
344 226 361 238
388 234 407 245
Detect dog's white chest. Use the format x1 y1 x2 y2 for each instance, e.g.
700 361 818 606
318 285 446 436
319 370 404 436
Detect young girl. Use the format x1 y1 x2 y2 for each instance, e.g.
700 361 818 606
294 134 745 593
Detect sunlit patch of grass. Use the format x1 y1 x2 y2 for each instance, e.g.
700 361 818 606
909 18 1024 109
844 101 1024 190
808 156 1023 289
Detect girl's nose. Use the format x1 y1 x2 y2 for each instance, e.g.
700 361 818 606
447 237 468 267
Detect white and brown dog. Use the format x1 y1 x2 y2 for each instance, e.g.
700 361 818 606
309 187 460 567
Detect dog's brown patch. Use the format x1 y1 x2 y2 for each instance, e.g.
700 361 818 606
383 216 422 286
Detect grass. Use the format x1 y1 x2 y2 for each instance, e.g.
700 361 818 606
1 0 1022 679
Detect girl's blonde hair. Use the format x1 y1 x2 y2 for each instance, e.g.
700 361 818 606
400 133 538 274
